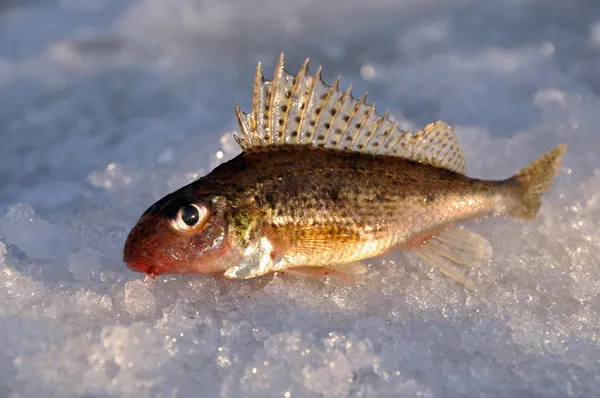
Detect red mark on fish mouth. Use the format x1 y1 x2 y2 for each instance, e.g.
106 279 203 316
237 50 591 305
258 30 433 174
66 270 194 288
126 259 145 273
126 258 160 276
145 264 158 276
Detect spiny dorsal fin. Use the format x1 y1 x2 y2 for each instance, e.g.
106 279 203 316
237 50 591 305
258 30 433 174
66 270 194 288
234 53 467 174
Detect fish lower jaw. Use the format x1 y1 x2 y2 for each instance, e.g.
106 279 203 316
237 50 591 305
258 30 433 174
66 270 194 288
125 259 167 276
125 253 235 276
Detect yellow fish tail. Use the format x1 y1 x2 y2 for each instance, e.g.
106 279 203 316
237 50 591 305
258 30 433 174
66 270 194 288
508 143 567 220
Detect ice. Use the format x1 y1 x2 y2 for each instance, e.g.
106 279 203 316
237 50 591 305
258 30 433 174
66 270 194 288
1 0 600 397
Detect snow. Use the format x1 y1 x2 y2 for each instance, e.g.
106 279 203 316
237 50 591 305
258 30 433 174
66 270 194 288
1 0 599 397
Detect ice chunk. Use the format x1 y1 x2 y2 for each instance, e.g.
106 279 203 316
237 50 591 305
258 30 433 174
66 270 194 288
122 279 157 317
68 248 105 283
0 204 68 261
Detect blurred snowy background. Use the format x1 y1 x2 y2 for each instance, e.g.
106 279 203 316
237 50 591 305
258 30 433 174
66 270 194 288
1 0 599 397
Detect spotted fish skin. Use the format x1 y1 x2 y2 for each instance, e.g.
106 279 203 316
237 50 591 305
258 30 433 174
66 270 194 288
123 54 566 285
205 147 501 266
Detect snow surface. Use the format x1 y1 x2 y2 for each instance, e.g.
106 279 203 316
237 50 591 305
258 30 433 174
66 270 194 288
1 0 600 397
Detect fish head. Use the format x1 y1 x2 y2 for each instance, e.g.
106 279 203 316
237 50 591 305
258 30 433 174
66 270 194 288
123 188 239 277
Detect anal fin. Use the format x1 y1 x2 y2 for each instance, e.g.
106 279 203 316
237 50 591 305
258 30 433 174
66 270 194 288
413 226 492 286
281 262 367 282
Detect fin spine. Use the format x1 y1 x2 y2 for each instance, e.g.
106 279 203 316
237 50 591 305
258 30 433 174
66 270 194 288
364 109 388 151
285 58 309 146
324 85 352 146
297 65 321 145
344 93 369 149
379 122 401 155
354 102 376 150
268 54 285 145
310 76 340 143
252 61 266 149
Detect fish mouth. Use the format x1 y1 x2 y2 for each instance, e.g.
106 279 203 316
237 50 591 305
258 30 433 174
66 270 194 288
125 258 164 276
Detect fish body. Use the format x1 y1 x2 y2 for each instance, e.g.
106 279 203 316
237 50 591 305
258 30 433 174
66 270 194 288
123 54 566 285
209 148 504 264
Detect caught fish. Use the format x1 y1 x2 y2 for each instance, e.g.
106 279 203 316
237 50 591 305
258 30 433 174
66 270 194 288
123 53 566 285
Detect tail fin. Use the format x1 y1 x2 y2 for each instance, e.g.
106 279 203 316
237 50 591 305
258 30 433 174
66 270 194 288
507 144 567 220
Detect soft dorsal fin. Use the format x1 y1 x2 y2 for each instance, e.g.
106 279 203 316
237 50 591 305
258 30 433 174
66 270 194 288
234 53 467 174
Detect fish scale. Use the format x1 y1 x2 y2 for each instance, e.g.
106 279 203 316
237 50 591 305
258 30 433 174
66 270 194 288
208 147 493 253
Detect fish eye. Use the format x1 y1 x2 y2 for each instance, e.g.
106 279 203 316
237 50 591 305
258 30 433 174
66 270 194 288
169 203 208 234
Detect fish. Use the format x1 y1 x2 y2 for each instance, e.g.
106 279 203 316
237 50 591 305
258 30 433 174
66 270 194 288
123 53 567 286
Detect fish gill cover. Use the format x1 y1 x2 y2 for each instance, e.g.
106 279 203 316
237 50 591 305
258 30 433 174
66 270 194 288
0 0 599 397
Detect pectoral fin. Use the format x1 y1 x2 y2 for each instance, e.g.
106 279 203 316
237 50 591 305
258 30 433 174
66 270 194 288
224 237 284 279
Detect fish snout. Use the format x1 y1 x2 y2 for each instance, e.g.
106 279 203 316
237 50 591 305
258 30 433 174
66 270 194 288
125 258 153 274
123 242 168 276
123 238 153 275
123 221 162 275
